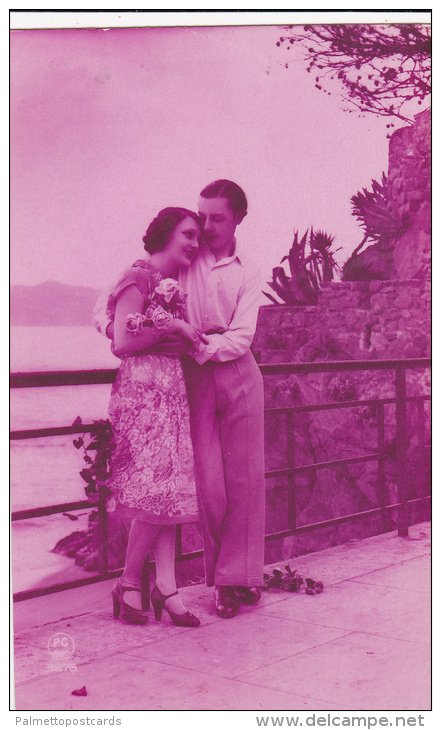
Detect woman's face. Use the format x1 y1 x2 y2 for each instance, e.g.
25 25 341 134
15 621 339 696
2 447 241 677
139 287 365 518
165 216 201 268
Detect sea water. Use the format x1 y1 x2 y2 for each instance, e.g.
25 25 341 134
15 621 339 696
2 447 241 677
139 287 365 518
11 326 120 592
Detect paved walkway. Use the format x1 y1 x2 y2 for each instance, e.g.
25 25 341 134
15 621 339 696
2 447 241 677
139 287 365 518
13 522 431 711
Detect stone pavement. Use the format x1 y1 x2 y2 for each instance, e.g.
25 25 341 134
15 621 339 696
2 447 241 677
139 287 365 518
13 522 431 711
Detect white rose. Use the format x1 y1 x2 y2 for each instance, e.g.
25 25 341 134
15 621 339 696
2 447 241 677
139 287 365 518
155 278 181 304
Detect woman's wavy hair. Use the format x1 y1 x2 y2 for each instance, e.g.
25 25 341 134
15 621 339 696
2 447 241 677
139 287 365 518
143 207 201 254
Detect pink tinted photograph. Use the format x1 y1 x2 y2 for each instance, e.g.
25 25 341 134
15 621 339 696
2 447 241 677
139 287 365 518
10 11 431 713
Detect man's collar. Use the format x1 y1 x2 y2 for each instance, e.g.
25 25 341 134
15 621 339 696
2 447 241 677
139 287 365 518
202 239 241 267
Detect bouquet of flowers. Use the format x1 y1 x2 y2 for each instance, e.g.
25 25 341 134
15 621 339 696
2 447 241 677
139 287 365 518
126 278 187 334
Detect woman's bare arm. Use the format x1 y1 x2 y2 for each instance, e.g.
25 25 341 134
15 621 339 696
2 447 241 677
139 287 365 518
113 284 169 356
113 284 208 357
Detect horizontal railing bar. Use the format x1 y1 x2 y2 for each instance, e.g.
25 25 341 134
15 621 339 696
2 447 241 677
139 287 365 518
265 468 292 479
265 394 431 417
12 500 96 521
266 454 381 480
11 392 431 442
10 358 431 389
265 496 432 542
13 545 206 602
296 453 380 473
13 569 123 602
9 452 395 521
266 399 394 416
10 369 117 388
11 423 105 441
176 548 204 563
259 358 431 376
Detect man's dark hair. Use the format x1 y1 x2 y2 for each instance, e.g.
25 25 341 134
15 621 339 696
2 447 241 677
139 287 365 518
200 179 248 215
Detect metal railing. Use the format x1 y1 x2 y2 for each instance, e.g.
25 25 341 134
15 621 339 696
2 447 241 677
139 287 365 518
11 358 431 603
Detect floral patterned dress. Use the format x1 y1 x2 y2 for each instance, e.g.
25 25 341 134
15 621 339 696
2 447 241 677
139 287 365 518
106 260 198 524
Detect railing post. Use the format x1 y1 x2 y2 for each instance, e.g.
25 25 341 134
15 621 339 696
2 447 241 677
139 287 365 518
417 399 425 448
287 410 297 532
376 401 392 532
395 367 409 537
141 558 151 611
176 524 183 561
97 487 109 574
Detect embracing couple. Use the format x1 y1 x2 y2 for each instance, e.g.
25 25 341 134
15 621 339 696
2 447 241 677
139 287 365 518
95 179 265 627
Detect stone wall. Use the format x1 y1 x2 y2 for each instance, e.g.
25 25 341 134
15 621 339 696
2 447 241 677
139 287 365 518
253 279 430 364
388 108 431 280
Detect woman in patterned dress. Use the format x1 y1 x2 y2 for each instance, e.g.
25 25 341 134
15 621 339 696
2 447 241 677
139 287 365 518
106 208 205 627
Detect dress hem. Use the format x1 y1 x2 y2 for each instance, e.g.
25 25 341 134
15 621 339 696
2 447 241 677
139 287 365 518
113 502 199 525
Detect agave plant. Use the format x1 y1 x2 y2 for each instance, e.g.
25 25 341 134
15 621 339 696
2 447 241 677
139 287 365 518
342 173 411 281
263 228 341 305
310 229 341 284
349 173 410 256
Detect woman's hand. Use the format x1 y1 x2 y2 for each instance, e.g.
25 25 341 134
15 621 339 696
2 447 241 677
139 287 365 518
106 309 204 358
149 334 191 357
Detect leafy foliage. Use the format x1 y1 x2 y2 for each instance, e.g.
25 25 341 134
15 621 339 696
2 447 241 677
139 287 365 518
53 418 115 572
277 24 431 123
263 228 341 305
341 173 410 281
72 416 113 503
351 173 409 243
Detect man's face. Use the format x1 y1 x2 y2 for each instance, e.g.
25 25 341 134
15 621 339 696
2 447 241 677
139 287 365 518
197 196 241 255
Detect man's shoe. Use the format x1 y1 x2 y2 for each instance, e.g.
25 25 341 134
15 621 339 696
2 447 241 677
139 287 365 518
214 586 240 618
233 587 262 605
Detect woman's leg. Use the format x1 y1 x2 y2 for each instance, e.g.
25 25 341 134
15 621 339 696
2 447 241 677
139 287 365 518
153 525 188 615
121 518 161 609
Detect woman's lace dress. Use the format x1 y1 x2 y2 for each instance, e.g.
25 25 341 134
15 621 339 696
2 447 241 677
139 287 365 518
106 260 198 524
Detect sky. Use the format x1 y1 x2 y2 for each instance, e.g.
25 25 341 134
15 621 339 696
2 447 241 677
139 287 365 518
10 23 396 290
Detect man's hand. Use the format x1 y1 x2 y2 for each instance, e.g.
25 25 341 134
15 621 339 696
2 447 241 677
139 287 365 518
148 334 191 357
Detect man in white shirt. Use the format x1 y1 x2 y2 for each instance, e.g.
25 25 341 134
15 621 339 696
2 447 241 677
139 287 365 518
95 179 265 618
181 180 265 618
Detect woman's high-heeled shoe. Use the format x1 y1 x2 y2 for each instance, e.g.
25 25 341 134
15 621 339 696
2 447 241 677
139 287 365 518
151 585 200 627
112 578 149 625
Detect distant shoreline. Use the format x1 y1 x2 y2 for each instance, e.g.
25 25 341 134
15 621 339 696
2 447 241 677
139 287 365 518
11 280 100 327
11 323 95 327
